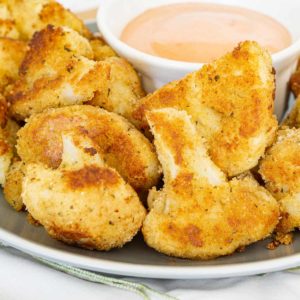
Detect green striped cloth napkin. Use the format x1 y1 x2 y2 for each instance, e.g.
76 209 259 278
0 242 177 300
2 240 300 299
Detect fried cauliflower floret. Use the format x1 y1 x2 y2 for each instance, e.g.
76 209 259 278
0 94 19 187
8 25 98 120
259 127 300 233
6 0 91 40
8 25 104 117
0 91 7 127
133 41 277 177
87 38 144 120
0 2 19 38
87 57 145 120
9 26 144 121
3 158 25 211
283 96 300 128
89 36 117 61
0 38 27 94
17 105 160 191
0 114 20 186
22 133 146 250
142 108 279 260
290 60 300 97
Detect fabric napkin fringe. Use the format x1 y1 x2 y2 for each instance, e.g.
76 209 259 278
37 257 177 300
0 241 177 300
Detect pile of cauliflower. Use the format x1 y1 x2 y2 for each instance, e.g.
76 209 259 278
0 0 300 260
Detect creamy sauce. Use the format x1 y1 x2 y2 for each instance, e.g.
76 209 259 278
121 3 292 63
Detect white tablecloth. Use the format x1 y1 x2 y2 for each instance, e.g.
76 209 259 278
2 1 299 299
1 246 300 300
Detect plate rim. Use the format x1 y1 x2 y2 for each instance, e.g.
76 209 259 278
1 227 300 279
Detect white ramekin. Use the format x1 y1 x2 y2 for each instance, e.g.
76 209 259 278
97 0 300 118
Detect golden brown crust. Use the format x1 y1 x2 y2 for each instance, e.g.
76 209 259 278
0 3 20 38
259 128 300 200
65 165 119 190
0 93 7 127
290 59 300 97
39 2 91 37
17 105 161 191
266 232 293 250
0 117 20 186
89 36 117 61
290 72 300 98
7 0 91 40
9 26 144 121
87 57 145 121
133 41 277 176
259 127 300 233
142 108 279 260
20 25 93 76
283 96 300 128
3 158 25 211
8 25 105 120
22 134 146 251
0 37 27 94
27 213 40 226
0 19 19 39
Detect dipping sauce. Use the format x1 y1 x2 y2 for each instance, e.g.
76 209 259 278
121 3 292 63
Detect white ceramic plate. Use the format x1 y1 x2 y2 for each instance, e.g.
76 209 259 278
1 191 300 279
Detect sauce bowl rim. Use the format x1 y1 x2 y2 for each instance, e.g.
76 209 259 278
97 0 300 70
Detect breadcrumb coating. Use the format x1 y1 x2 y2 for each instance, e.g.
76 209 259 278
0 2 19 38
17 105 161 191
0 105 19 186
283 96 300 128
87 57 145 120
89 36 117 61
290 60 300 97
9 26 144 121
133 41 277 177
259 127 300 233
6 0 91 40
22 134 146 250
142 108 279 260
3 158 24 211
0 37 27 94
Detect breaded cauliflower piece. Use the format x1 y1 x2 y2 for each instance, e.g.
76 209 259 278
22 133 146 250
0 120 19 185
6 0 91 40
0 37 27 94
133 41 277 177
290 60 300 97
259 127 300 233
9 26 144 121
3 158 25 211
17 105 161 191
0 100 20 186
87 57 145 119
283 96 300 128
0 91 7 127
0 2 19 38
142 108 279 260
89 36 117 61
8 25 99 119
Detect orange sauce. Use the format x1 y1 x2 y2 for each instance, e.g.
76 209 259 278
121 3 292 63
